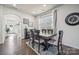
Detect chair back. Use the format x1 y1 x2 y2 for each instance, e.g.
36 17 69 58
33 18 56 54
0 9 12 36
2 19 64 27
57 30 63 55
35 30 40 53
48 29 53 34
30 29 35 48
42 29 46 34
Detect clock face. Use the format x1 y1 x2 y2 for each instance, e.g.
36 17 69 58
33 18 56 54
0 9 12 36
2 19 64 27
65 13 79 26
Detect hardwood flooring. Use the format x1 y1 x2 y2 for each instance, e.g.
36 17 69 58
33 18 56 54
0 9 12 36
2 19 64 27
1 34 79 55
0 34 37 55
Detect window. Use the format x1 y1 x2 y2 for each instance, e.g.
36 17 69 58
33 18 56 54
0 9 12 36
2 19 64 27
39 13 53 29
39 10 57 34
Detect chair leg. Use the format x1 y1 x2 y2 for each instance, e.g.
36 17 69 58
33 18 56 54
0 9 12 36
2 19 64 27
37 37 40 53
32 37 35 48
38 43 40 53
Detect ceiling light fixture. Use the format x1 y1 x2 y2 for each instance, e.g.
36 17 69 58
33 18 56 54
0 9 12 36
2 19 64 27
43 4 47 7
13 4 16 7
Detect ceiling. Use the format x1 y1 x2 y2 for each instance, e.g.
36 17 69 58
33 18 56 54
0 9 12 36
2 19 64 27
3 4 62 16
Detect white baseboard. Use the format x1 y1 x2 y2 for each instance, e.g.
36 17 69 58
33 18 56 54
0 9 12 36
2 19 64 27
63 43 79 50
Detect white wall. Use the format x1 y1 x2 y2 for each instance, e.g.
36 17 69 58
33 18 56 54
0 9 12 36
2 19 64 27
35 4 79 49
56 4 79 49
0 6 4 44
0 5 35 44
34 16 40 30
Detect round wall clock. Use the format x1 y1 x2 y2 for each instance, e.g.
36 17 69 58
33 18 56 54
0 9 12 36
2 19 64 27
65 12 79 26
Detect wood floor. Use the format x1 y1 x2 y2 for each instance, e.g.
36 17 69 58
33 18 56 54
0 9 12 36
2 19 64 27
0 34 37 55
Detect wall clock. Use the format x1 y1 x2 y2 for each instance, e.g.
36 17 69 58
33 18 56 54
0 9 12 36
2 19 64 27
65 12 79 26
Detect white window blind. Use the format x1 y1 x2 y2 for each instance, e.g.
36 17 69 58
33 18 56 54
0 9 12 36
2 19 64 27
39 13 53 29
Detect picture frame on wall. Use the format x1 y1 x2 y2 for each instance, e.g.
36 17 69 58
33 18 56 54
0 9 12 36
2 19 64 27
23 18 29 25
29 22 33 27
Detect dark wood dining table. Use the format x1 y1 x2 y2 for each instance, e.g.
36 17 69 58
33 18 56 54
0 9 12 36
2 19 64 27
39 33 56 51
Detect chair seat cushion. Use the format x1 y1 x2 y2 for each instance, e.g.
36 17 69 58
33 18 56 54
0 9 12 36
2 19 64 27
48 39 56 44
34 39 44 43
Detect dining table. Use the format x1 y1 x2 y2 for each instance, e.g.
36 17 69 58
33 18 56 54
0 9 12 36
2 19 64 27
39 33 56 51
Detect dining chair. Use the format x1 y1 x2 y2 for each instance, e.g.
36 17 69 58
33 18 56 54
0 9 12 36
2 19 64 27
34 30 44 53
29 29 35 48
24 28 28 39
46 30 63 55
48 29 53 34
39 34 57 51
42 29 46 34
42 34 57 51
47 34 57 46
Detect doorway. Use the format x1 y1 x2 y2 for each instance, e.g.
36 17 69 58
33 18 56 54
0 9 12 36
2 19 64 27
4 14 21 40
